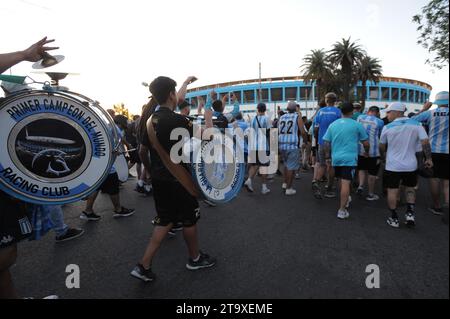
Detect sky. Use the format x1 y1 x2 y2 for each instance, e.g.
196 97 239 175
1 0 449 115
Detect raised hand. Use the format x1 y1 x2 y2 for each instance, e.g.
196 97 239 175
22 37 58 62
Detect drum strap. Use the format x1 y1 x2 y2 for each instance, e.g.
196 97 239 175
147 115 200 198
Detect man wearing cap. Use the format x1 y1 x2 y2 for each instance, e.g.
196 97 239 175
380 102 433 228
312 92 342 199
413 91 449 224
356 106 385 201
323 102 369 220
244 103 272 195
277 101 308 195
352 103 364 121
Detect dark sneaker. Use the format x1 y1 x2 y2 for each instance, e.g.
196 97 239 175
56 228 84 243
171 223 183 232
356 187 364 196
324 190 337 199
428 207 444 216
130 264 156 283
113 207 135 218
387 217 400 228
203 199 217 207
135 185 145 194
312 182 322 199
186 252 216 271
168 230 177 237
405 212 416 228
80 211 102 221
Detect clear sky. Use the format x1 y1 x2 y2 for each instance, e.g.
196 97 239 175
1 0 449 114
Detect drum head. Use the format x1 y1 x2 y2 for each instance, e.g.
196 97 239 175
191 137 245 204
114 154 129 183
0 90 117 204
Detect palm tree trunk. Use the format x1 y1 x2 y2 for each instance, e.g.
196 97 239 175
361 79 367 108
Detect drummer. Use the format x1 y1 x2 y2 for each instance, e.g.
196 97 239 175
131 76 216 283
0 37 58 299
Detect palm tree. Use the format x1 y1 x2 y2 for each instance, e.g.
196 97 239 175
301 49 334 101
355 55 383 108
328 38 366 101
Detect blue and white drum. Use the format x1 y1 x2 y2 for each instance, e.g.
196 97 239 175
191 136 245 204
0 90 120 204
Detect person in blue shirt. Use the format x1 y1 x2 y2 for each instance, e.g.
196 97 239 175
204 90 240 130
356 106 385 201
323 102 369 220
312 92 342 199
413 91 449 223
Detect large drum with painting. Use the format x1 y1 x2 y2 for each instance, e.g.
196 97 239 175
0 89 120 205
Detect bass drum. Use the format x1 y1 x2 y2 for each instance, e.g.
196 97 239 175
0 89 120 205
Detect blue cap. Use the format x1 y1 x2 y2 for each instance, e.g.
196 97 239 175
434 91 449 106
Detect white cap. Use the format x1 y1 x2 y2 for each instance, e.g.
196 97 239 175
385 102 406 113
434 91 449 106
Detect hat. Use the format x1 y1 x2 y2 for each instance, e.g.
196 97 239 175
1 81 33 95
386 102 406 113
287 101 297 112
434 91 449 106
353 103 362 109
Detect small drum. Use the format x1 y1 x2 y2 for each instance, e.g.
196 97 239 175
0 89 120 204
114 152 129 183
191 135 245 204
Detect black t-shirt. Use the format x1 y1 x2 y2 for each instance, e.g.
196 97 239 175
145 107 193 181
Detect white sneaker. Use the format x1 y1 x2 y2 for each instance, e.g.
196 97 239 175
282 183 287 190
366 194 380 201
337 210 350 220
387 217 400 228
261 186 271 195
285 189 297 196
244 180 254 193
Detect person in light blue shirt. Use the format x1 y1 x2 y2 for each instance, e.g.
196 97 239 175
413 91 449 221
323 102 369 220
356 106 385 201
312 92 342 199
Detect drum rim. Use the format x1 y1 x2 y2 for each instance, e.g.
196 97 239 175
0 90 120 205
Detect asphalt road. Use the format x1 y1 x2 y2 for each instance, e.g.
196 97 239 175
11 172 449 299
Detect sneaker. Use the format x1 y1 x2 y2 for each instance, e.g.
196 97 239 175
203 199 217 207
428 207 444 216
282 183 287 190
366 194 380 201
171 223 183 232
295 173 301 180
143 185 153 196
244 180 254 193
186 252 217 271
261 186 271 195
113 207 135 218
168 229 177 237
356 187 364 196
56 228 84 243
312 182 322 199
324 190 337 199
337 210 350 220
130 264 156 283
135 185 145 194
276 169 283 176
285 188 297 196
346 196 352 209
80 211 101 221
387 217 400 228
405 212 416 227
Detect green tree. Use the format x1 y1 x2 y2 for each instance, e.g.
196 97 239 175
328 38 366 101
300 49 334 101
355 55 383 108
413 0 449 69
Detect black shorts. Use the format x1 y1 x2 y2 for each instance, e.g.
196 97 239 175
432 153 449 180
0 191 32 249
99 172 120 195
334 167 357 181
129 148 141 164
152 179 200 227
384 170 418 189
358 156 380 176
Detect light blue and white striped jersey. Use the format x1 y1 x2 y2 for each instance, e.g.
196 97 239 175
278 113 300 150
413 107 449 154
357 115 384 157
249 115 270 151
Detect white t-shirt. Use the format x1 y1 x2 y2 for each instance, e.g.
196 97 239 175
380 117 428 172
